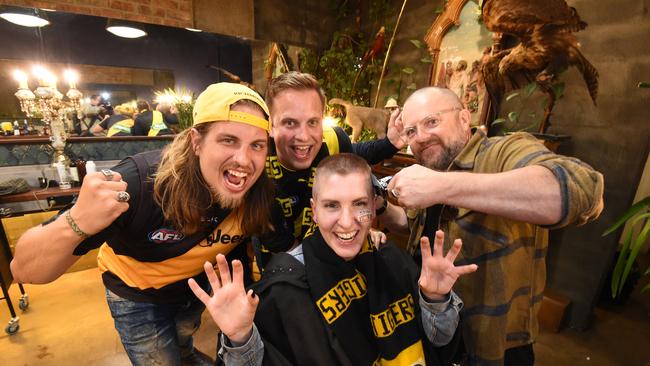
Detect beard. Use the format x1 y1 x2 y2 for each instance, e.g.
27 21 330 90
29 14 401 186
214 190 245 209
416 138 466 171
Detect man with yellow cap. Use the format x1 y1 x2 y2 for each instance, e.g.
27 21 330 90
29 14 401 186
11 83 275 366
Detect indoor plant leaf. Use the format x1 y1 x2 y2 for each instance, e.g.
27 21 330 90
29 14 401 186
617 216 650 296
551 82 565 100
505 92 519 102
611 228 634 297
525 82 537 97
602 196 650 236
611 212 650 297
641 283 650 293
409 39 423 49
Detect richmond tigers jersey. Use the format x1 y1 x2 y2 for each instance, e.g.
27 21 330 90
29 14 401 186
72 150 250 303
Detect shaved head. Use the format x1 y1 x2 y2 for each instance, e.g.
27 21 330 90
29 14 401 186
404 87 463 110
313 153 373 200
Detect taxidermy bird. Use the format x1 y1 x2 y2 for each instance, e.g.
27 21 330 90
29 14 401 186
351 26 386 95
362 26 386 65
482 0 598 105
329 98 389 142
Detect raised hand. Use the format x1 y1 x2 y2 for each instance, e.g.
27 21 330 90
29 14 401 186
386 108 406 150
70 170 129 236
188 254 258 344
418 230 478 301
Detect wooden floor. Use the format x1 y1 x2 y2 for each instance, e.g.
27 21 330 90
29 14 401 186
1 265 648 365
0 268 218 365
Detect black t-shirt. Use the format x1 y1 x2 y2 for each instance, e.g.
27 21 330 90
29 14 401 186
411 204 444 265
422 204 444 244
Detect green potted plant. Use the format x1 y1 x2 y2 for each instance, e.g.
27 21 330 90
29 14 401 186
603 196 650 298
154 87 195 131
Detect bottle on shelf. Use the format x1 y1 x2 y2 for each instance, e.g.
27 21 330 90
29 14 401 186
23 119 32 135
85 160 97 174
55 162 72 190
75 156 87 183
68 160 80 187
13 120 20 136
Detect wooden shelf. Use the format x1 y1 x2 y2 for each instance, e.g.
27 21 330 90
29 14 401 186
0 187 80 204
0 135 174 145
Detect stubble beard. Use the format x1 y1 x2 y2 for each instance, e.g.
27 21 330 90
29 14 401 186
418 138 466 171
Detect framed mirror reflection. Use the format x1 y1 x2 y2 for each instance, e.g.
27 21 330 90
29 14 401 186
0 9 253 138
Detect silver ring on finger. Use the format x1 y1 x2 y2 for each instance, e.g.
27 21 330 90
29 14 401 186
101 169 114 181
116 191 130 203
390 188 400 198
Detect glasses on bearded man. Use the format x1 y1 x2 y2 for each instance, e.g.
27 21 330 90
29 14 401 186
400 107 461 143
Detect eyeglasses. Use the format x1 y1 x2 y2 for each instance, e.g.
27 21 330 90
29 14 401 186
400 107 461 143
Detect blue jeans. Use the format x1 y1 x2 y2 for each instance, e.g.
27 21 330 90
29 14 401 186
105 288 206 366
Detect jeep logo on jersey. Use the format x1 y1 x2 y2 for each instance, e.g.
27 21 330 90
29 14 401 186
200 229 244 247
148 229 185 244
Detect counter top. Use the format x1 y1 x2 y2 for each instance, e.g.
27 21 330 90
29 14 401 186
0 135 174 145
0 187 80 204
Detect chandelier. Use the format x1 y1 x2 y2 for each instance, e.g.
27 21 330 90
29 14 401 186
13 66 83 166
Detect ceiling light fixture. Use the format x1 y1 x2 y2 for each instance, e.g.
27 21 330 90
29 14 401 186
0 6 50 27
106 19 146 39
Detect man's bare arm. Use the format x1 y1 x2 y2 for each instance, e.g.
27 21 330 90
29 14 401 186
389 164 562 225
11 172 129 283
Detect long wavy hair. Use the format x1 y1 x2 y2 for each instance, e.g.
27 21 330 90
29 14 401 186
153 120 274 236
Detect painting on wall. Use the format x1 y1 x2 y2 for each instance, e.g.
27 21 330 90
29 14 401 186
426 0 493 127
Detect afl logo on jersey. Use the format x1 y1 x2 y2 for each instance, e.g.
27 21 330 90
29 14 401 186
148 228 185 244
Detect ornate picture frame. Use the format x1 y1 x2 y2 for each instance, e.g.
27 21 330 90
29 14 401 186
424 0 494 128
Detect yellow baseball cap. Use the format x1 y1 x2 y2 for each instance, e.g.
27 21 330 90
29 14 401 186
192 82 270 131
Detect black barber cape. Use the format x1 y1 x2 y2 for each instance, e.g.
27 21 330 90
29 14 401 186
251 229 459 365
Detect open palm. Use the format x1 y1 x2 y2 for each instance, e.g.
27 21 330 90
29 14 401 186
419 230 478 300
189 254 258 344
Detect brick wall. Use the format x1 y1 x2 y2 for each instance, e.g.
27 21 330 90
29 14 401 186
0 0 193 28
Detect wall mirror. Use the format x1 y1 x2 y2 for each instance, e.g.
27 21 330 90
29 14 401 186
0 9 252 138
